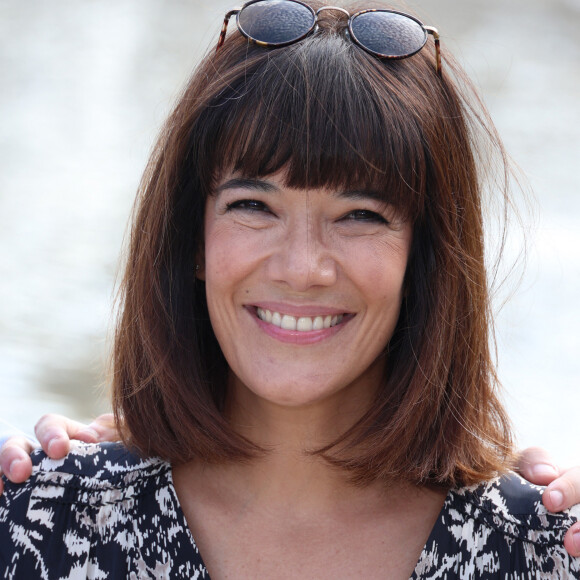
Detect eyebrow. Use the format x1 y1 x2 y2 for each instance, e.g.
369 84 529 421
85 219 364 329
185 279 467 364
215 178 280 195
215 179 388 204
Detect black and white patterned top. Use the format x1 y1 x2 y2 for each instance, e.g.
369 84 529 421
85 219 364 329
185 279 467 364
1 442 579 579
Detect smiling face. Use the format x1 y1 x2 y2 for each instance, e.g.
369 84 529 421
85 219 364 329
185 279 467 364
202 171 412 420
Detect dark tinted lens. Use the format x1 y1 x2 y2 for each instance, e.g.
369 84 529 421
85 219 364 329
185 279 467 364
238 0 315 46
350 11 427 58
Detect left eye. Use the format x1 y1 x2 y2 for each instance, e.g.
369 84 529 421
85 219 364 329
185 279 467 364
342 210 387 223
225 199 272 213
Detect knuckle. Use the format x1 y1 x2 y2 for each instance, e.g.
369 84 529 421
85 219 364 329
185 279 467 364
1 437 28 453
34 416 54 437
34 413 61 430
95 413 115 426
0 441 25 469
35 415 68 442
517 446 549 467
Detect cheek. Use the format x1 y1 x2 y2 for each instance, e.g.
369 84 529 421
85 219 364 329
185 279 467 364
205 221 243 276
349 240 410 303
203 222 266 300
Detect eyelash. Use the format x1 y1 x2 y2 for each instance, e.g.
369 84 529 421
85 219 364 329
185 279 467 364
225 199 271 213
225 199 389 224
342 209 388 224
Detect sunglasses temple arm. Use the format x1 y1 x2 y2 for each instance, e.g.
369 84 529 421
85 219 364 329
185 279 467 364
424 26 442 77
216 9 240 52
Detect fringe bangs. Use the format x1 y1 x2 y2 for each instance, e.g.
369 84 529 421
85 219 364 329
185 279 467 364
193 32 432 221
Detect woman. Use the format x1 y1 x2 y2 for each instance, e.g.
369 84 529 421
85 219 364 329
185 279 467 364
1 0 579 577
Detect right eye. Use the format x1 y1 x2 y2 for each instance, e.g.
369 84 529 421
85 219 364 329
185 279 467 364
225 199 272 213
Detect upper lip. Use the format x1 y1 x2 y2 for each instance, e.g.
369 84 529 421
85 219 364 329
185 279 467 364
248 302 352 317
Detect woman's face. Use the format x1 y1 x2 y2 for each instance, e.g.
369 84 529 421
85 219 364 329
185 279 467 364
202 171 412 415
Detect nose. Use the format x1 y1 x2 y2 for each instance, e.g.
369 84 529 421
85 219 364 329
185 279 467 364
267 217 338 292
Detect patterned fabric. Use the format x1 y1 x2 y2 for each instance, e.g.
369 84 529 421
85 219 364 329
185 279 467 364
0 442 579 579
414 476 580 579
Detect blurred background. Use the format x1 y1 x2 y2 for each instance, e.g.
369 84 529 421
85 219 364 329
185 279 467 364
1 0 579 465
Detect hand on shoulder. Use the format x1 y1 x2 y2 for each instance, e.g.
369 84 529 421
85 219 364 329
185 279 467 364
0 413 117 495
515 446 580 556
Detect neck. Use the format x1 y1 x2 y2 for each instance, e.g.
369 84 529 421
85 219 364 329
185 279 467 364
176 441 405 521
188 366 381 510
223 365 381 453
171 369 448 579
179 398 391 516
176 361 416 513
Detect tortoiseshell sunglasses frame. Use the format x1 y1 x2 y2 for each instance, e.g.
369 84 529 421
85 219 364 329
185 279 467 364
216 0 441 76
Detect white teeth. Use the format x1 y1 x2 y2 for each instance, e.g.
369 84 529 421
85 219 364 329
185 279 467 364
256 308 345 332
297 317 313 332
281 315 297 330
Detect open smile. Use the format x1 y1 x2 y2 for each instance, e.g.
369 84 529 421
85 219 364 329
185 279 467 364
256 307 346 332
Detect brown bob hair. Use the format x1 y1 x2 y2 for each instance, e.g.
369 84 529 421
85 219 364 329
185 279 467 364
112 0 514 487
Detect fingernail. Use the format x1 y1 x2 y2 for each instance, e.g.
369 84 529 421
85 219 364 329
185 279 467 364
573 530 580 554
8 458 23 477
532 463 559 479
549 489 565 510
47 438 59 455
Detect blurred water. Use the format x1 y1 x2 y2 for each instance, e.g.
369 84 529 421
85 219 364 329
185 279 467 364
1 0 579 465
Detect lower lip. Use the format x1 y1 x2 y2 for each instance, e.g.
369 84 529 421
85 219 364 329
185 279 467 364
251 309 351 345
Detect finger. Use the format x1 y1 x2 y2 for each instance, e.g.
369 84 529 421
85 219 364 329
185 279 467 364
34 414 98 459
85 413 119 442
515 447 561 486
0 437 36 484
542 466 580 512
564 522 580 558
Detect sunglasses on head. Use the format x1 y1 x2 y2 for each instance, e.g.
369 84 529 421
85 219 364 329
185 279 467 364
216 0 442 76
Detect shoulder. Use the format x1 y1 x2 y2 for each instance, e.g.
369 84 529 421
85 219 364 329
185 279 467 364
0 442 205 578
415 472 580 577
2 441 171 509
451 472 580 545
32 440 169 492
0 441 173 527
